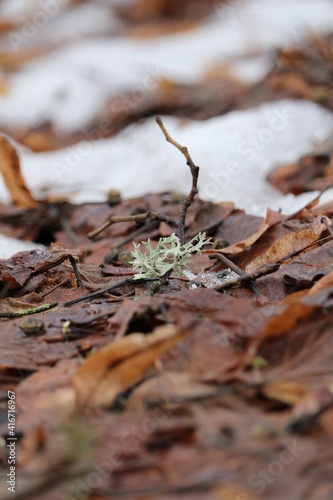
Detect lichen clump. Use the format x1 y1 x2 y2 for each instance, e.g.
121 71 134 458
130 232 211 280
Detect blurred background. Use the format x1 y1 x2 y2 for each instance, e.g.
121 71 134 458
0 0 332 216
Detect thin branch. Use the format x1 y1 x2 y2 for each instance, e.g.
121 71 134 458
209 253 246 277
0 301 58 318
321 216 333 238
88 118 200 250
156 116 199 245
104 221 158 264
215 263 280 292
40 277 71 298
63 277 157 307
88 210 178 240
68 255 84 287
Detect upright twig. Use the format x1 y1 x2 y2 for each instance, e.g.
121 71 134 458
88 117 200 247
155 117 199 245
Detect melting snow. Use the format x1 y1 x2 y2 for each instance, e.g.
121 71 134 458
1 0 333 132
2 99 331 217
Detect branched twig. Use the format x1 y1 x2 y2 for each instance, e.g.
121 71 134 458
88 117 200 246
88 211 178 240
104 221 158 263
156 116 199 245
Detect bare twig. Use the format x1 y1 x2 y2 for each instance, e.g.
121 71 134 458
88 117 199 245
0 302 58 318
63 277 157 307
68 255 84 287
215 263 280 292
209 253 246 277
88 210 178 240
156 116 199 245
40 277 71 298
321 216 333 238
104 221 158 263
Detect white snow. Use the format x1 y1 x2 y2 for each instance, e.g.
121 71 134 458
0 234 44 260
1 0 333 132
1 1 333 257
0 99 330 218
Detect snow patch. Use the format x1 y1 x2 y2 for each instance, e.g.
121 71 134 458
0 234 44 260
0 99 331 217
1 0 333 132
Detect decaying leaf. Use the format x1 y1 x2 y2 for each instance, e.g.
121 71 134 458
246 225 326 273
0 136 38 209
262 381 308 406
206 208 284 255
308 269 333 295
72 324 187 408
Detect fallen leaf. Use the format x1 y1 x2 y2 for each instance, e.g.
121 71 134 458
263 381 308 405
0 137 38 209
72 324 186 408
308 269 333 295
206 208 284 255
246 226 325 273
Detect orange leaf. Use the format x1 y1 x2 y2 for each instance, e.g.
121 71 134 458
308 269 333 296
246 226 324 273
0 136 38 209
205 208 284 255
72 324 186 408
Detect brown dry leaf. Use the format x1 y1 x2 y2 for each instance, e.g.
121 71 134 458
320 407 333 436
117 0 217 23
258 299 315 343
0 21 18 34
17 388 76 434
262 381 308 406
0 78 8 94
308 269 333 296
0 136 38 209
127 371 218 413
246 226 325 273
126 19 198 38
312 215 331 235
212 484 260 500
285 190 324 220
267 152 333 195
266 73 310 99
0 48 52 70
205 208 284 255
72 324 186 408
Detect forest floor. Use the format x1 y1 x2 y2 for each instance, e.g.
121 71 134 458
0 1 333 499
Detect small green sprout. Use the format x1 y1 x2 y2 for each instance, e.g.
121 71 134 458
250 355 268 370
130 232 211 280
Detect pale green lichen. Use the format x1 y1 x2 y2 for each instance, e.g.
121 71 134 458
130 232 211 280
